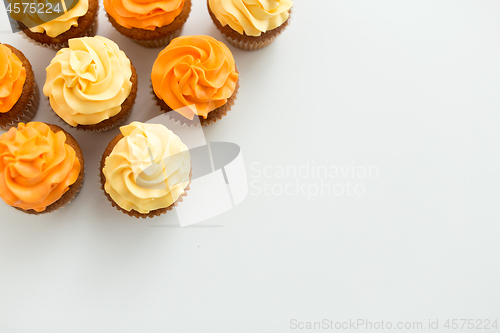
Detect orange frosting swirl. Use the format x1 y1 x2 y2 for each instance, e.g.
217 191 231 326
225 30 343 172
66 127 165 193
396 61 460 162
151 35 239 119
0 122 81 212
0 45 26 114
105 0 184 30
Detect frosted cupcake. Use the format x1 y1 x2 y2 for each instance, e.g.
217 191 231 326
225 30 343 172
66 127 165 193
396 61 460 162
0 122 84 214
208 0 293 50
43 36 137 132
105 0 192 48
100 122 191 218
0 44 39 129
15 0 99 49
151 35 239 127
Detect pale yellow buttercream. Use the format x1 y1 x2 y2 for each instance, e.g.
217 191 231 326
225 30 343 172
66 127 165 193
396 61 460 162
43 36 132 126
208 0 292 36
103 122 191 214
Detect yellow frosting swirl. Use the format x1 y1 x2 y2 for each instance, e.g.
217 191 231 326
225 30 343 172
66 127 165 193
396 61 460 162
103 122 190 214
105 0 184 31
43 36 133 126
0 122 81 212
0 44 26 113
208 0 293 36
15 0 90 38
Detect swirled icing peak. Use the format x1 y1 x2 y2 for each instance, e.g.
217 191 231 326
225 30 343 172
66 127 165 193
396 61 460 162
43 36 133 126
151 35 238 119
209 0 293 36
18 0 90 38
105 0 184 30
0 122 81 212
103 122 190 214
0 44 26 113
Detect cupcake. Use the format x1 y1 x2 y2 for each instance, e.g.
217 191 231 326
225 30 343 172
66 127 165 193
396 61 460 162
100 121 191 218
208 0 293 50
104 0 192 48
151 35 239 127
43 36 137 132
0 44 39 130
15 0 99 49
0 122 84 215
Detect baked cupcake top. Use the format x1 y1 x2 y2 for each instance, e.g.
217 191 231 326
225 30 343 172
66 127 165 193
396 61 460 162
151 35 239 119
0 44 26 113
208 0 293 36
103 122 190 214
0 122 81 212
43 36 133 126
105 0 184 30
12 0 90 38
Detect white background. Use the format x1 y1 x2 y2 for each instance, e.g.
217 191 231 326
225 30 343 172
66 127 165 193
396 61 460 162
1 0 500 332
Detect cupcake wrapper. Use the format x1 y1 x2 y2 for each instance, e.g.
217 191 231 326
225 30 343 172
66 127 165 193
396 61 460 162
75 118 124 133
223 33 278 51
149 80 239 128
0 79 40 130
98 162 192 219
130 28 182 48
21 4 99 50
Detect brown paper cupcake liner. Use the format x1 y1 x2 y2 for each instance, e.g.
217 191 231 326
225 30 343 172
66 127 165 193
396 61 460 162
0 79 39 130
130 28 182 48
224 34 277 51
20 2 99 50
13 123 85 215
150 77 239 128
99 133 192 219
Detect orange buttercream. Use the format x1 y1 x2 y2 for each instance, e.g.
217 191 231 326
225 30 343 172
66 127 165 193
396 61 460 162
151 35 239 119
104 0 184 30
0 45 26 114
0 122 81 212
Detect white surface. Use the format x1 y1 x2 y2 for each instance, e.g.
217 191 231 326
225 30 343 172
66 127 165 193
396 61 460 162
177 169 232 227
1 0 500 332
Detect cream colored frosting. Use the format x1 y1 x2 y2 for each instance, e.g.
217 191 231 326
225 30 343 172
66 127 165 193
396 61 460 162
43 36 132 126
208 0 293 36
103 122 191 214
25 0 89 38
